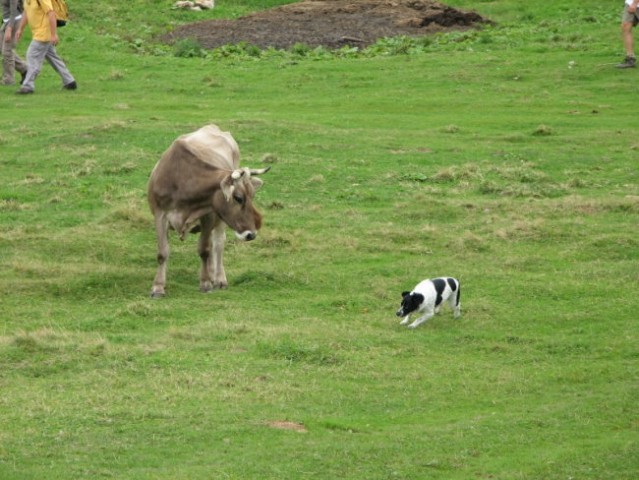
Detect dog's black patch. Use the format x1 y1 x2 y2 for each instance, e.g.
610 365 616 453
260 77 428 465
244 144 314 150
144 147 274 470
400 293 424 315
446 277 457 292
432 278 446 307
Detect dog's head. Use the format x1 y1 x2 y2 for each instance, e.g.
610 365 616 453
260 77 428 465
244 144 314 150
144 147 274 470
396 291 424 317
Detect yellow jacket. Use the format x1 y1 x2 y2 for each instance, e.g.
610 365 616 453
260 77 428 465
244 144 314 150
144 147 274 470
23 0 55 42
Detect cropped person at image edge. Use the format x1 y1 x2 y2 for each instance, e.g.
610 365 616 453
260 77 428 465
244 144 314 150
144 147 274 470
618 0 639 68
15 0 76 93
1 0 28 85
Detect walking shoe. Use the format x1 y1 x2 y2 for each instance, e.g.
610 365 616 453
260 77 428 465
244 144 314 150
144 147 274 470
16 86 34 94
616 56 636 68
63 81 77 90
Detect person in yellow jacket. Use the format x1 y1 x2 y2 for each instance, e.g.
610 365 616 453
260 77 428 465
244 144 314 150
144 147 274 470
15 0 75 93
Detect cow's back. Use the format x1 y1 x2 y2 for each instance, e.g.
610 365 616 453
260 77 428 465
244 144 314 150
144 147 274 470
180 124 239 170
148 125 239 209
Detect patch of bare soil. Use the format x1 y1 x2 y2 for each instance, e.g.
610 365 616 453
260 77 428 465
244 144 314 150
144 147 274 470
267 420 308 432
164 0 491 50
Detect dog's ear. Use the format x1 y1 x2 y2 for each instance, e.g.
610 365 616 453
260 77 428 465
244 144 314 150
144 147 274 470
401 291 410 298
412 293 425 305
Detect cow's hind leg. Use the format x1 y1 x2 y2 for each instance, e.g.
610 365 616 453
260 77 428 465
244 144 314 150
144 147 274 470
151 214 170 298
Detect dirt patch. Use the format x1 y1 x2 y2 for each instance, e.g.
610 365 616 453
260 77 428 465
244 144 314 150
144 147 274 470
164 0 491 50
266 420 308 432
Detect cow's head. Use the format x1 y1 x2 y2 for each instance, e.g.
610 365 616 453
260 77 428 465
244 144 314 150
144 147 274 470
215 167 270 241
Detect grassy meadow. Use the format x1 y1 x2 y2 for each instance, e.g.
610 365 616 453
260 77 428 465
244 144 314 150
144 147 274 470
1 0 638 478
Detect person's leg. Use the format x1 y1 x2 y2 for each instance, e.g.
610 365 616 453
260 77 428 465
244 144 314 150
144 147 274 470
18 40 49 93
622 21 635 58
1 24 16 85
13 46 28 83
617 9 637 68
44 44 75 88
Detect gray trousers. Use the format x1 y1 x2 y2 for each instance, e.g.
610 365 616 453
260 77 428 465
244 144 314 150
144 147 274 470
1 20 28 85
22 39 75 92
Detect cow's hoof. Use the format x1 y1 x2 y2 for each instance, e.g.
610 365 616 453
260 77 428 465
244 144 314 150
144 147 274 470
213 282 228 290
150 290 165 299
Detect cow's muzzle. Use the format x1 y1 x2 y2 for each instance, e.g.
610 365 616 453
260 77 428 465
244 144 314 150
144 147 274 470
236 230 257 241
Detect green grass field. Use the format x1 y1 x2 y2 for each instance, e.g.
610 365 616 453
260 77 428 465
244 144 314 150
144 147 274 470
1 1 637 478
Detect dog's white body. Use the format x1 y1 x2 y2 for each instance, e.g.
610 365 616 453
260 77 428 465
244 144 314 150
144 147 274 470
396 277 461 329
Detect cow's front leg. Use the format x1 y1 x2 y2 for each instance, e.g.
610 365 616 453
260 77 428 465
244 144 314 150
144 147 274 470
151 214 170 298
211 222 228 289
198 214 215 293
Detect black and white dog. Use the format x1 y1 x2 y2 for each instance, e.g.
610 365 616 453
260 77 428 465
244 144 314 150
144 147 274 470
396 277 461 329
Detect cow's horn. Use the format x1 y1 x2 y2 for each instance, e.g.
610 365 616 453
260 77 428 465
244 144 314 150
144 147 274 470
249 166 271 176
221 175 235 201
231 169 245 180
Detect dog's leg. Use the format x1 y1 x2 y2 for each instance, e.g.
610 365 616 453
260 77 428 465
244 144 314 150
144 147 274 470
445 296 456 318
454 281 461 318
400 315 411 325
408 310 434 329
451 286 461 318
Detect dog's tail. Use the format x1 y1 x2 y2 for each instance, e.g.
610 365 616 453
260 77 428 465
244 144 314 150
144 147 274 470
455 282 461 307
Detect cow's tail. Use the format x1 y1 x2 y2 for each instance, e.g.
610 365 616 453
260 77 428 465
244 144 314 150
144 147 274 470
455 281 461 307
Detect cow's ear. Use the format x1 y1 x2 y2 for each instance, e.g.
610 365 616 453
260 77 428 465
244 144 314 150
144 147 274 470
221 174 235 201
250 176 264 191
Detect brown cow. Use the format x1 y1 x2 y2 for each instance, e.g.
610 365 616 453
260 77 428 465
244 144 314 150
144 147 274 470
148 125 270 298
